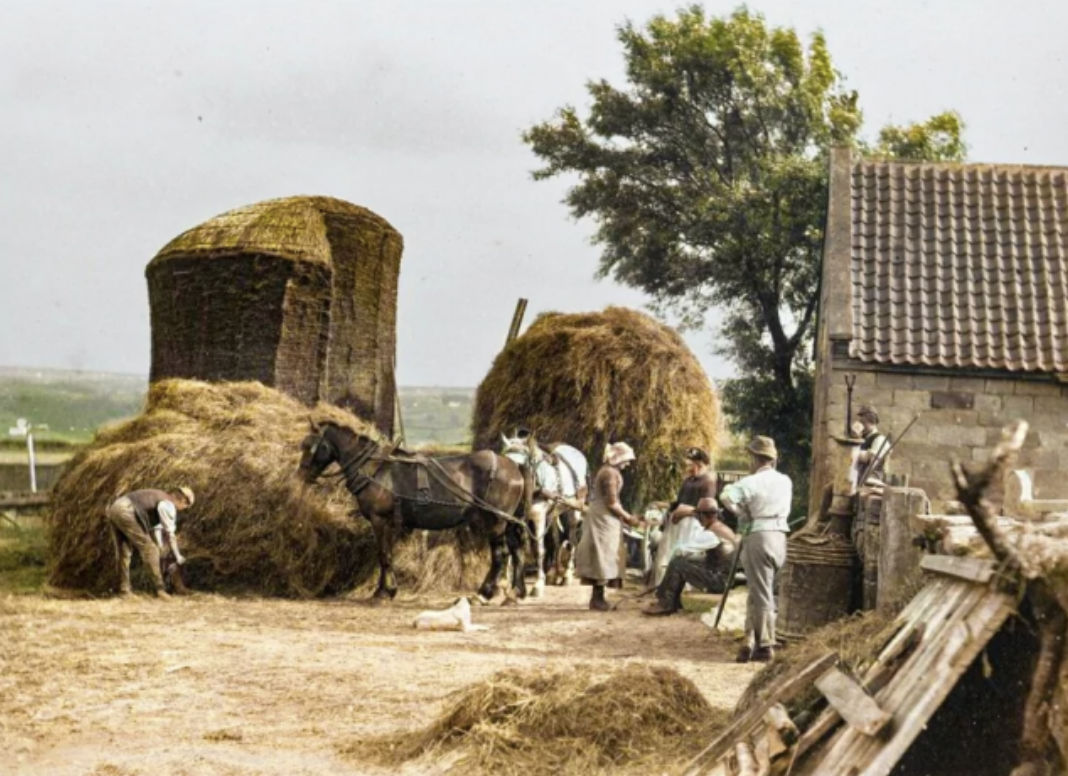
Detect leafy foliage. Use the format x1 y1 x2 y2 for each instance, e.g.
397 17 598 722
524 6 966 509
873 111 967 162
523 6 862 489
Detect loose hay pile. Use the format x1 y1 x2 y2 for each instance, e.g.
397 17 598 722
473 307 721 509
347 663 729 775
48 379 487 597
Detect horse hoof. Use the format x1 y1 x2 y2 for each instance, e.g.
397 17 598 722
531 583 545 598
476 594 494 606
501 596 519 607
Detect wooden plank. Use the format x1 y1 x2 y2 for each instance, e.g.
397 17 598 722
920 554 996 583
763 703 799 746
800 580 1015 776
0 492 50 509
863 590 1015 774
735 741 758 776
814 668 891 737
753 728 772 776
763 723 789 760
683 652 839 776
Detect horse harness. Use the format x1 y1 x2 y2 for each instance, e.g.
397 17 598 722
330 436 523 529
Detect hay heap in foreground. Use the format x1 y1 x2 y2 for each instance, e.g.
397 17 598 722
473 307 721 509
347 663 729 776
49 380 486 597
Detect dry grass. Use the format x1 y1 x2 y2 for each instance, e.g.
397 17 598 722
47 379 485 598
346 663 730 776
733 609 902 718
472 306 722 509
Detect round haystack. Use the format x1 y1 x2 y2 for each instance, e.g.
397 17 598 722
147 195 403 437
48 380 486 598
472 307 722 509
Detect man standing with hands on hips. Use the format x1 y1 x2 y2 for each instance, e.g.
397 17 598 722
719 437 791 663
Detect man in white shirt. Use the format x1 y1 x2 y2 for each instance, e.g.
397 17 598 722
720 436 792 663
642 498 738 616
106 486 194 598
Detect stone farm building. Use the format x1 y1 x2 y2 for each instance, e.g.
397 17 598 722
146 196 402 437
810 149 1068 513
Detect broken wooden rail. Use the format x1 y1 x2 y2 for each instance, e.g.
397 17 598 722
686 557 1016 776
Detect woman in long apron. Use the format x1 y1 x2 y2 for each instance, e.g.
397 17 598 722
574 442 644 611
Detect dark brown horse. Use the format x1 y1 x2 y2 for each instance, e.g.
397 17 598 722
299 421 528 602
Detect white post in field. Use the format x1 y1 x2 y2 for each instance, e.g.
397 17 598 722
8 418 46 494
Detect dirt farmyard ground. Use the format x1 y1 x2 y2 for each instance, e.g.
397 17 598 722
1 584 759 776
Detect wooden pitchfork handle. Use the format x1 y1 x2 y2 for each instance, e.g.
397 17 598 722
711 531 747 630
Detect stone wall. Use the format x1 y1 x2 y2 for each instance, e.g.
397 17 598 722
822 367 1068 509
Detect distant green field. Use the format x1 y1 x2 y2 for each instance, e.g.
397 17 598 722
0 367 146 445
0 367 474 449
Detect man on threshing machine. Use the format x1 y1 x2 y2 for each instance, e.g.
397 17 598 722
105 486 194 599
852 404 890 492
719 437 791 663
641 497 738 617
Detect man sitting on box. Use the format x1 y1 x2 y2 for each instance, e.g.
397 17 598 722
641 497 737 616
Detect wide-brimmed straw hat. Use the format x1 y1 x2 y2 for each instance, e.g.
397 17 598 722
604 442 636 467
746 436 778 460
177 486 195 507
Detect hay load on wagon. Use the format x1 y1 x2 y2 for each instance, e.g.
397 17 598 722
48 380 487 597
472 306 721 509
146 195 403 437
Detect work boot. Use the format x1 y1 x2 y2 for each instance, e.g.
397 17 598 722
752 646 775 663
641 601 677 617
735 645 753 664
589 585 610 612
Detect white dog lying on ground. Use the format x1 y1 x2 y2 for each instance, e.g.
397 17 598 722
412 597 489 633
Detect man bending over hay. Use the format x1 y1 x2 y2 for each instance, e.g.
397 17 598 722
106 486 194 599
719 437 791 663
574 442 645 611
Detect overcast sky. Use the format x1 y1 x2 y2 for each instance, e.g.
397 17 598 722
2 1 1066 387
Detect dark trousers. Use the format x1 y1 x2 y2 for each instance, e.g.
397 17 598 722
656 555 730 610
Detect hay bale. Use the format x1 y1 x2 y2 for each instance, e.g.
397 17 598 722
48 380 484 597
472 307 722 508
347 663 729 775
147 195 403 436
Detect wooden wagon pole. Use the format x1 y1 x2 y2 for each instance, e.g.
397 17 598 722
505 298 529 346
950 419 1067 776
392 352 406 447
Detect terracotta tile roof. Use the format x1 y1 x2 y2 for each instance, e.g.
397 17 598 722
850 159 1068 372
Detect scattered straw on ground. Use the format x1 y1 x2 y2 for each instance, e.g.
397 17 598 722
733 609 902 717
47 379 487 598
346 663 730 776
472 306 722 508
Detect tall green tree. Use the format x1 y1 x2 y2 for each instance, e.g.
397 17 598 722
524 6 860 483
523 5 965 503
